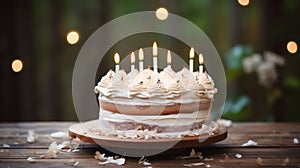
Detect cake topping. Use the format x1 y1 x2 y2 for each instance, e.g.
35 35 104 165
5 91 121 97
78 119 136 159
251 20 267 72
95 67 217 102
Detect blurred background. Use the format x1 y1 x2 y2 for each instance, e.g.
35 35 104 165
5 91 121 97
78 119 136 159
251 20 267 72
1 0 300 122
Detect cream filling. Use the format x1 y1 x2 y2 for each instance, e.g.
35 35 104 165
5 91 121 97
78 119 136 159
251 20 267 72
99 108 209 127
98 92 211 106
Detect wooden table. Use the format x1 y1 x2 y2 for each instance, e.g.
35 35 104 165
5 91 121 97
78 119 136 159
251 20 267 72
0 122 299 167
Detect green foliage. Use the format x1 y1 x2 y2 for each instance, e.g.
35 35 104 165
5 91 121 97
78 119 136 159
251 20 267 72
225 45 253 81
284 76 300 89
223 95 250 121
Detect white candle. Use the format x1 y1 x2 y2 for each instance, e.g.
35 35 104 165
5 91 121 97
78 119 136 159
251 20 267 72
114 53 120 73
130 52 135 72
189 47 194 72
199 53 204 76
167 50 171 68
153 42 158 73
138 48 144 72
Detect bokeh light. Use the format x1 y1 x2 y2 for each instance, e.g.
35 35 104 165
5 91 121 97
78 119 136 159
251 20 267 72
11 59 23 73
66 31 80 45
156 7 168 20
287 41 298 54
238 0 250 6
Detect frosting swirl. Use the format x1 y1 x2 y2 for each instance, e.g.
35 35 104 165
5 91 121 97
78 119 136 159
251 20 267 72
95 67 217 105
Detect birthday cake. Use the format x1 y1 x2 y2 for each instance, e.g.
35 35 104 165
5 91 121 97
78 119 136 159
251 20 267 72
94 46 218 139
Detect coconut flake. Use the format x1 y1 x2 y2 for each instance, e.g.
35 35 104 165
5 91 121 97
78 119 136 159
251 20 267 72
48 141 59 158
56 140 79 150
235 153 242 159
3 144 10 148
27 130 37 143
256 157 263 166
50 131 68 139
293 138 299 144
217 119 232 127
27 157 35 163
98 157 125 165
94 151 125 165
183 162 205 167
179 149 203 159
242 140 258 147
138 156 151 166
282 157 289 166
203 158 214 161
73 161 79 167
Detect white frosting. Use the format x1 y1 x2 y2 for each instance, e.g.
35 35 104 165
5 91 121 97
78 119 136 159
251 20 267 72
94 67 217 105
99 108 209 127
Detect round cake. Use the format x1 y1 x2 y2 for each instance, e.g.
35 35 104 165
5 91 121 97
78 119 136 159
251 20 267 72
94 66 217 139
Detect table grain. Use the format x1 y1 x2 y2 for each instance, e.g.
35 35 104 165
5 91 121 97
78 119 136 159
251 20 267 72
0 122 299 167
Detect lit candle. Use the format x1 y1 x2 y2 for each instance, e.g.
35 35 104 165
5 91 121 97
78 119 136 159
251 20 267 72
130 52 135 73
138 48 144 72
167 50 171 68
153 42 158 73
189 47 194 72
114 53 120 73
199 53 204 75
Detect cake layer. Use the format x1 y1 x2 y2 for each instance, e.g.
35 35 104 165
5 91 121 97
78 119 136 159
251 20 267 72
99 108 209 127
100 99 211 115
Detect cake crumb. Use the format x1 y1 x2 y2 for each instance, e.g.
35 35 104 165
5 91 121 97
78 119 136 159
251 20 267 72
242 140 258 147
293 138 299 144
235 153 242 159
256 157 263 166
282 157 289 166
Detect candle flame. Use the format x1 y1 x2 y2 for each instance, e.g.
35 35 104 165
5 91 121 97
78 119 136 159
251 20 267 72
199 53 204 64
189 47 194 59
139 48 144 61
130 52 135 64
153 42 158 56
114 53 120 64
167 50 171 64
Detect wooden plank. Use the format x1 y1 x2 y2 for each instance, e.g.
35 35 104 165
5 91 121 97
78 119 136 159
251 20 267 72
0 148 299 167
1 122 300 167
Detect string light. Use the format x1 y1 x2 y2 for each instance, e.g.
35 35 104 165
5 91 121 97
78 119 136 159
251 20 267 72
66 31 80 45
156 8 168 20
238 0 250 6
11 59 23 73
287 41 298 54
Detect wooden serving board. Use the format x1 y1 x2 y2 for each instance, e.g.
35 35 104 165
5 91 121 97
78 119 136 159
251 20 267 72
69 120 227 152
